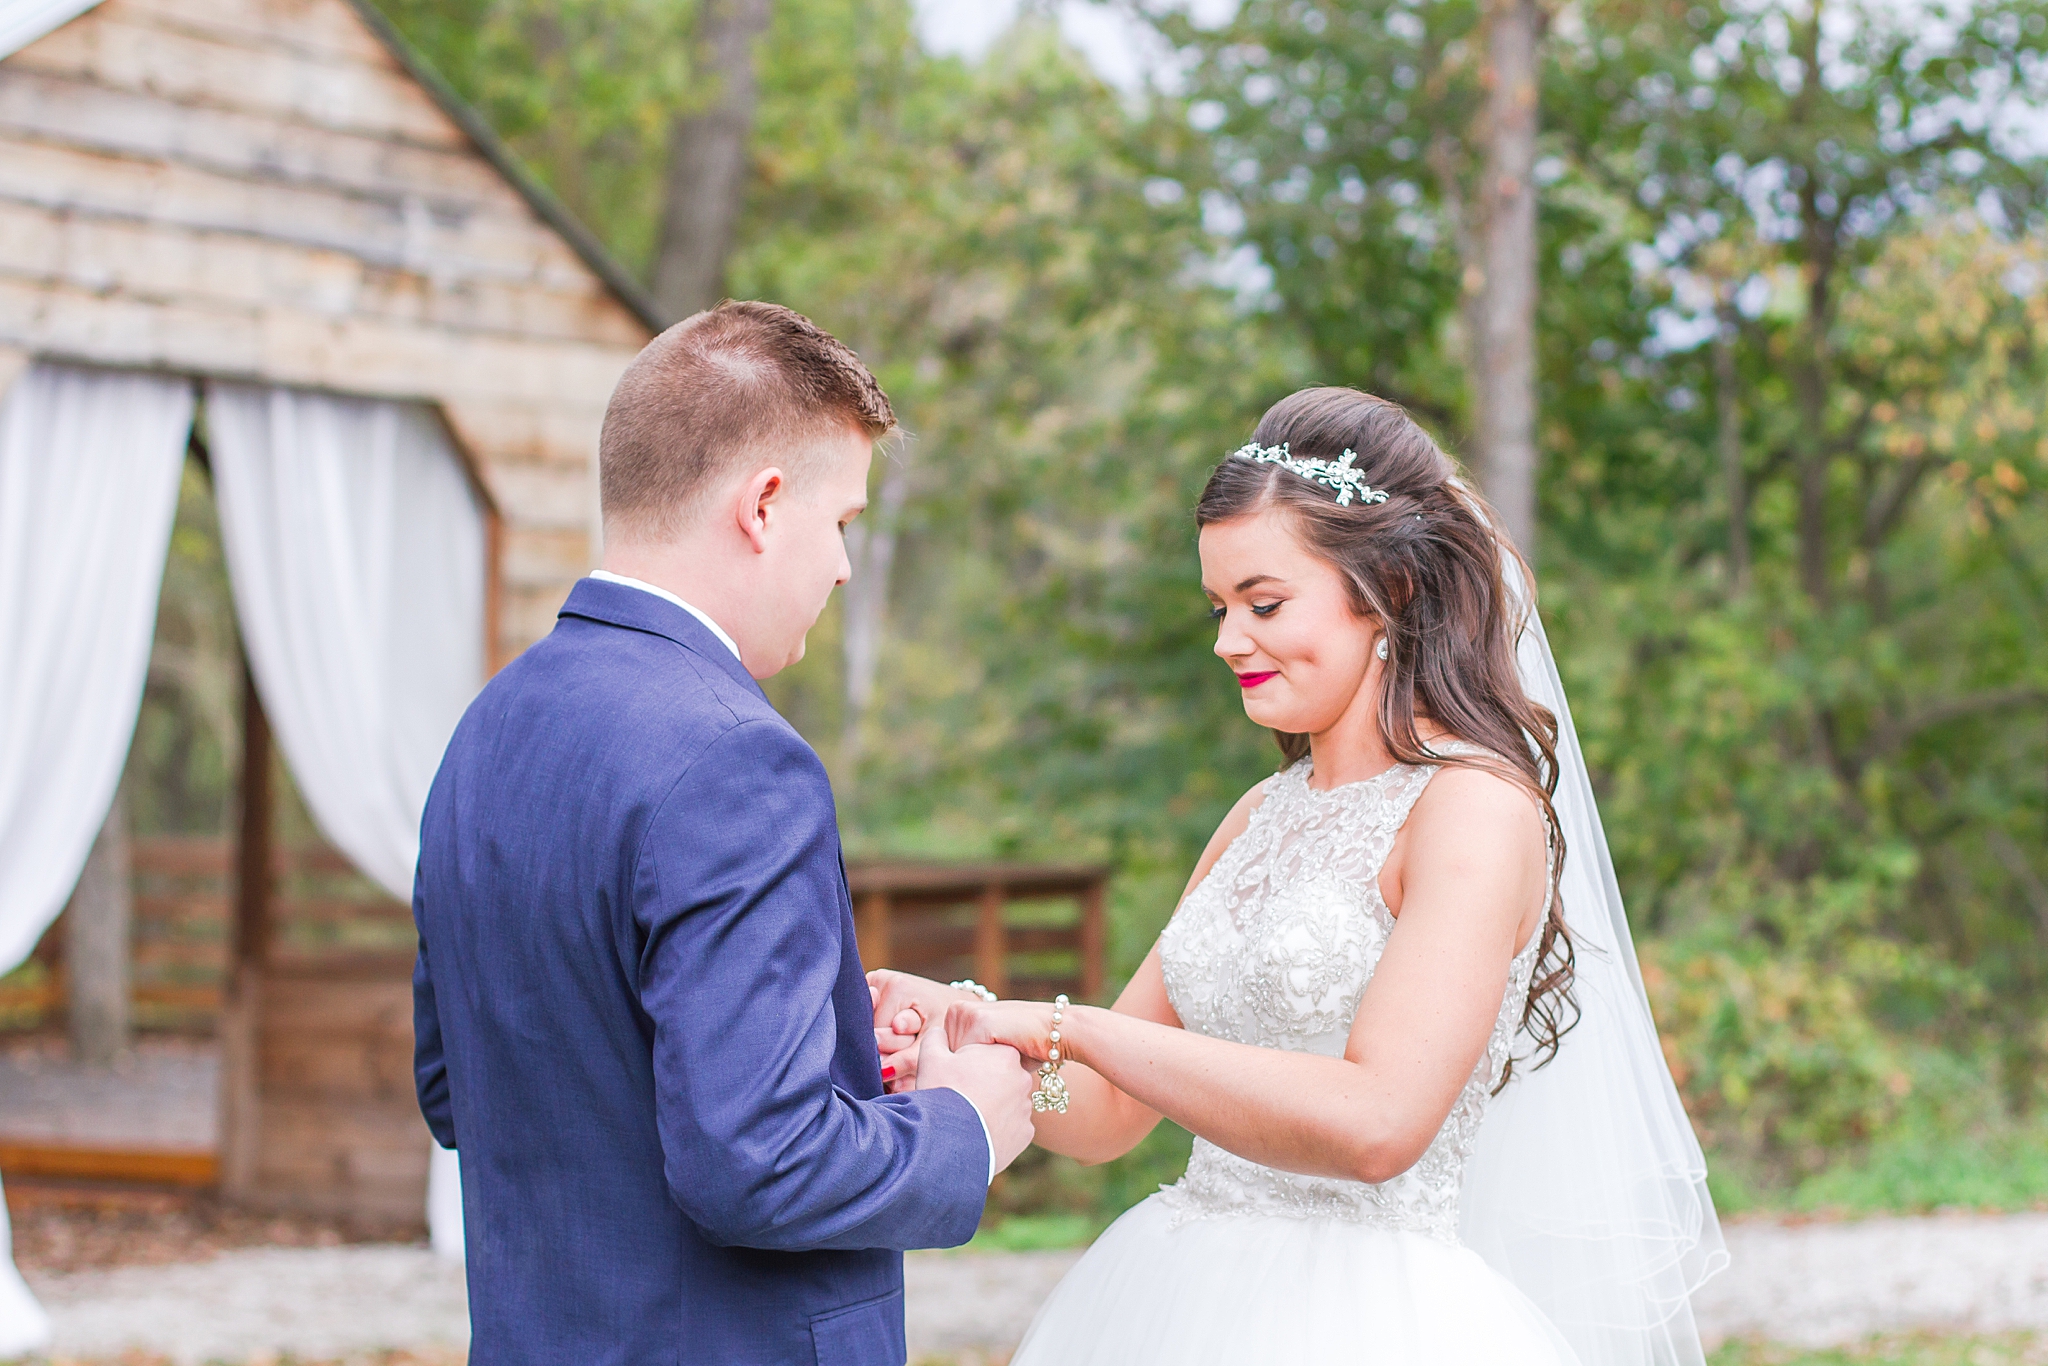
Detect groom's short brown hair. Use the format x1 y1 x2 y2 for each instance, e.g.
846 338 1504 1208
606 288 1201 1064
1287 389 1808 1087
599 300 895 541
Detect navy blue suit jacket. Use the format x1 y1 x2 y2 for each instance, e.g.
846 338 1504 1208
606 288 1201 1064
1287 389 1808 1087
413 578 989 1366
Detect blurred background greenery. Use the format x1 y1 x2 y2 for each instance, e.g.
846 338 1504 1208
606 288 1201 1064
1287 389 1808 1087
102 0 2048 1231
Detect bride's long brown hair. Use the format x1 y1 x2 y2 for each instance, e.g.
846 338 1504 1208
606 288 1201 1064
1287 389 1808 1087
1196 387 1577 1081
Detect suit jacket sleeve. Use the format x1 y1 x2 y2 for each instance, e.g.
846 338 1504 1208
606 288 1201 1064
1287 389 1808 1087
637 719 989 1252
413 876 457 1149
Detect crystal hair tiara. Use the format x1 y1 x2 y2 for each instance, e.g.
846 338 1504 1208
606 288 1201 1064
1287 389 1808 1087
1229 442 1391 507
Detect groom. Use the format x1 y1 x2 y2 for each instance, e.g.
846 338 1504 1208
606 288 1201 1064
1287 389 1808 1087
413 301 1036 1366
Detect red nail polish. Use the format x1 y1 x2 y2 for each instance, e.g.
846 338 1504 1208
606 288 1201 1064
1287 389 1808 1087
881 1065 897 1081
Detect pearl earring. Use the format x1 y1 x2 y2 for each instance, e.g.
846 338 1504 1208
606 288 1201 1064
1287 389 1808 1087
1376 637 1389 661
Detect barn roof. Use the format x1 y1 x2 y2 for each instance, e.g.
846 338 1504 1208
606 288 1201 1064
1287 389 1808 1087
0 0 670 334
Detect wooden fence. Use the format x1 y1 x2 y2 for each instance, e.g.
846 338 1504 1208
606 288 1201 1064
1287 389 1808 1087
0 845 1113 1034
850 862 1108 1003
0 837 412 1032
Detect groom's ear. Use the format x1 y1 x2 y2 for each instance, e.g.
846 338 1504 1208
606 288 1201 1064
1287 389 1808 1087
734 466 787 554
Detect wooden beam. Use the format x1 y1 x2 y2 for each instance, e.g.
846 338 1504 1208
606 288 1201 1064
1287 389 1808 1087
484 502 506 675
974 884 1009 999
219 659 272 1203
0 1142 216 1189
234 663 272 969
1080 881 1106 1003
855 892 891 971
844 861 1110 902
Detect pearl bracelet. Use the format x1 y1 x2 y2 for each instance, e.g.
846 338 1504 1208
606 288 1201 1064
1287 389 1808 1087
950 979 999 1003
1031 994 1072 1114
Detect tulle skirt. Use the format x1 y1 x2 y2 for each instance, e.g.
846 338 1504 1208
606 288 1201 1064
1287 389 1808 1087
1009 1193 1581 1365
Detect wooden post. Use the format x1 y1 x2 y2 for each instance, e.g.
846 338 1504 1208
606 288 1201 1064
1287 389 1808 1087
975 884 1009 999
66 782 133 1065
1079 881 1106 1002
484 505 506 676
855 892 892 970
234 665 273 969
220 662 273 1201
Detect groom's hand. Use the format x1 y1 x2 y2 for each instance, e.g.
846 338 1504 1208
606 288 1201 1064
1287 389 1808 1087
915 1017 1037 1176
869 969 990 1093
869 969 985 1035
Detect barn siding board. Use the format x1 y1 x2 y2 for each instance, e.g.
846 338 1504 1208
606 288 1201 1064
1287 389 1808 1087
0 139 595 291
12 9 465 148
503 585 575 652
0 69 520 213
502 526 596 588
0 0 651 877
0 278 638 416
440 400 614 468
481 460 601 532
115 0 401 67
0 201 643 347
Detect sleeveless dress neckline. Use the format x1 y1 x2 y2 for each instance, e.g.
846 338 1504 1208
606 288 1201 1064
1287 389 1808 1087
1005 749 1578 1366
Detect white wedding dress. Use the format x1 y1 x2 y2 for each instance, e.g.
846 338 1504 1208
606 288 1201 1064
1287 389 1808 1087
1010 751 1580 1365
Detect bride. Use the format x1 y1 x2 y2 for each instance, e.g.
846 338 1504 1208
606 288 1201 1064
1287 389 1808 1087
872 387 1725 1365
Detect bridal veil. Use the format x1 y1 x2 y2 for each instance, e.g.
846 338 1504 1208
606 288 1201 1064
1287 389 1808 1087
1456 555 1729 1366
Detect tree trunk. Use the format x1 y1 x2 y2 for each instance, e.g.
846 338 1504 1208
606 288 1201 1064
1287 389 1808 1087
651 0 774 322
1714 306 1749 591
67 782 132 1066
1468 0 1543 557
839 451 912 772
1791 15 1834 608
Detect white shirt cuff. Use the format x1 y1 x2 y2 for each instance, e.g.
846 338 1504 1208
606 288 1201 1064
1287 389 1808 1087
959 1092 998 1186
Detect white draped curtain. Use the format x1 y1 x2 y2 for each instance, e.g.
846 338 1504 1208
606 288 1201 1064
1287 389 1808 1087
206 382 484 1258
0 362 196 1354
0 372 488 1344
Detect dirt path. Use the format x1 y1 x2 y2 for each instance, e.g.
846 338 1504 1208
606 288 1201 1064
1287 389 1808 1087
20 1210 2048 1362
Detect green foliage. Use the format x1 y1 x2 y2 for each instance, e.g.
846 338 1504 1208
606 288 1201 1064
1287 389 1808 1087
1710 1334 2048 1366
975 1121 1196 1249
373 0 695 269
129 458 240 837
362 0 2048 1209
963 1211 1099 1252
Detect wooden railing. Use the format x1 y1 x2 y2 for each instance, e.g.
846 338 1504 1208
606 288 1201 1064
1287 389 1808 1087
0 844 1115 1032
0 837 411 1032
849 862 1108 1003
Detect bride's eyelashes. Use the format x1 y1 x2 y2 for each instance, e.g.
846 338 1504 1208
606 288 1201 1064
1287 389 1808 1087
1205 601 1284 620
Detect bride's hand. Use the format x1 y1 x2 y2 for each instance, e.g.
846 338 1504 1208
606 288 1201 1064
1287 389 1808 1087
943 999 1063 1064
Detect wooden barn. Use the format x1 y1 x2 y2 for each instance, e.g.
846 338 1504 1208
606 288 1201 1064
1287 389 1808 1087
0 0 658 1231
0 0 1112 1285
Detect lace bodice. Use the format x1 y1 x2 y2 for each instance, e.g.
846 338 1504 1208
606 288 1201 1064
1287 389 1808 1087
1155 753 1543 1244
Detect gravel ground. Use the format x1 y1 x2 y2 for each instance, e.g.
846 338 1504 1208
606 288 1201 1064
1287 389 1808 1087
15 1210 2048 1362
1692 1211 2048 1348
904 1249 1081 1361
29 1246 468 1364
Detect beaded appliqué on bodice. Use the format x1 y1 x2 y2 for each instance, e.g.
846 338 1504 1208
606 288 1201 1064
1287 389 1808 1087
1155 753 1543 1245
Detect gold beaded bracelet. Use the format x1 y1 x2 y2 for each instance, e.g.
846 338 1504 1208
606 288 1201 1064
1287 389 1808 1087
1031 994 1072 1114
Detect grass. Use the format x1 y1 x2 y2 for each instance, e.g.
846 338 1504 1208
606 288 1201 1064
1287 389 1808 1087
964 1211 1103 1253
1707 1109 2048 1220
975 1107 2048 1253
1709 1333 2048 1365
1786 1123 2048 1216
902 1342 2048 1366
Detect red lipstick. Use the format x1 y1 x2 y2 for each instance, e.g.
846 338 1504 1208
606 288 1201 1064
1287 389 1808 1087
1237 671 1279 690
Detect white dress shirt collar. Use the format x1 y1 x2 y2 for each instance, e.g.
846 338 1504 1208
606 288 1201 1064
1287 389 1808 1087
588 571 742 662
